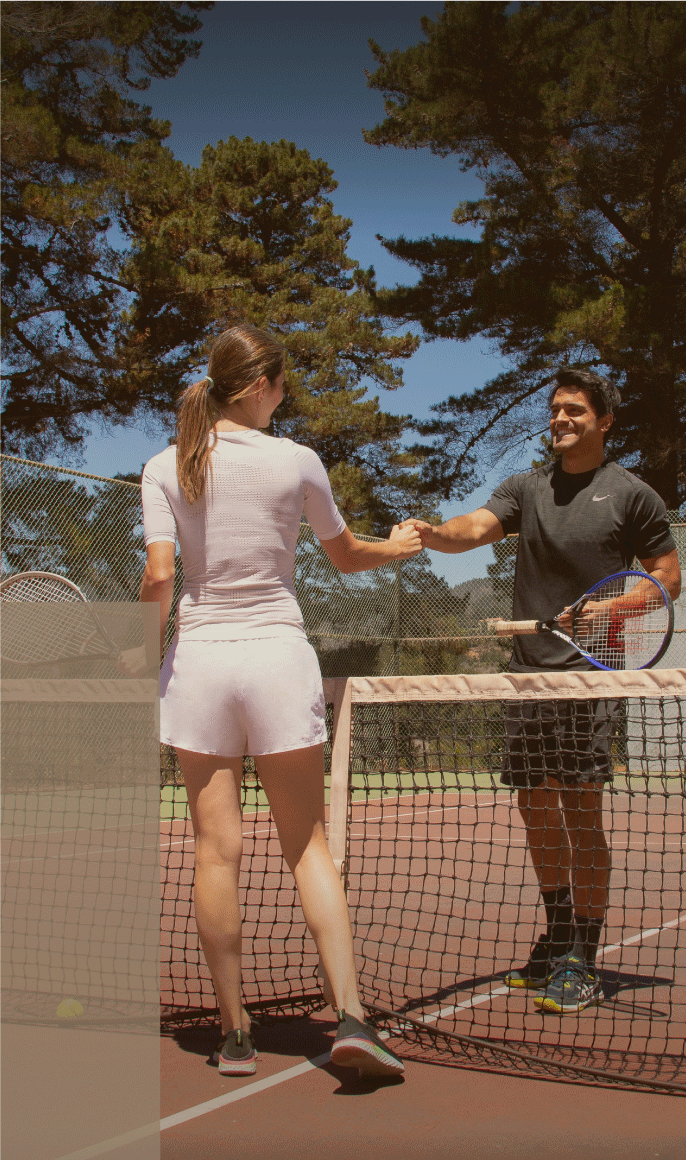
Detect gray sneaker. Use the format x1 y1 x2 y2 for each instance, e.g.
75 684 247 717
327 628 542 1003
213 1028 257 1076
330 1010 405 1077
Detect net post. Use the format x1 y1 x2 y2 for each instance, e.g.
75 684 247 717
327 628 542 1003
326 677 353 893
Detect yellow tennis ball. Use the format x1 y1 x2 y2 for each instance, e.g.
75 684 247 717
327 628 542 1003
56 998 84 1019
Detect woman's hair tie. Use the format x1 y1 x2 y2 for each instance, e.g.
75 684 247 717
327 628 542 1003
204 376 214 390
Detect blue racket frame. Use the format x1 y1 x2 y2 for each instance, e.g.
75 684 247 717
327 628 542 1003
542 569 675 671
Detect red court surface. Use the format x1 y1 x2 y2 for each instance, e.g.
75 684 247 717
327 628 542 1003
7 764 682 1156
161 785 686 1089
160 784 685 1160
160 1008 686 1160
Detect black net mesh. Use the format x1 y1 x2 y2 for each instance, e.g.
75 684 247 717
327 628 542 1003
158 676 685 1093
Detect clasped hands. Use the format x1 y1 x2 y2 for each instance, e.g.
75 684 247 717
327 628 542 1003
387 517 437 559
396 518 435 550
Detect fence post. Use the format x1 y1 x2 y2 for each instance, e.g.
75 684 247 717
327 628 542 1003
325 677 352 892
393 560 402 675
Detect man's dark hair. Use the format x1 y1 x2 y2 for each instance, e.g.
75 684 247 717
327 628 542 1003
548 368 621 418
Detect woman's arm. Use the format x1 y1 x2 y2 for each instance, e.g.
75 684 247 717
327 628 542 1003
320 524 422 574
139 541 177 656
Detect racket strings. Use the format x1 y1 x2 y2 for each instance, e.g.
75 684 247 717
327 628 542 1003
1 572 114 666
573 577 670 669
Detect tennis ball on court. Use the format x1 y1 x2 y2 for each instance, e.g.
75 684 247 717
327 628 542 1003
56 998 84 1019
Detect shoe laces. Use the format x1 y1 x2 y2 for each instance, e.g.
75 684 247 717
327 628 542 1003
549 955 589 983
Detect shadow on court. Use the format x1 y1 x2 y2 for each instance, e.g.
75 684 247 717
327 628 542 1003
168 1015 406 1092
376 964 676 1016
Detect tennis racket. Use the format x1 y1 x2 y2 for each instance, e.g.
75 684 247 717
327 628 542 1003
487 570 674 671
0 570 120 667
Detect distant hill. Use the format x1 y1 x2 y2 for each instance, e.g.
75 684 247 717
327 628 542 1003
451 576 494 602
451 575 512 625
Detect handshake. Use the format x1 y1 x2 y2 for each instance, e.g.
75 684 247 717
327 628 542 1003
388 519 437 559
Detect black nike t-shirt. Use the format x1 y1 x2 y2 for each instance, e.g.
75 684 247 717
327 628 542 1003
483 460 676 671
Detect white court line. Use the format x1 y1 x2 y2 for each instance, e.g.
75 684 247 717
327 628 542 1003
160 1050 333 1128
419 985 512 1024
53 915 686 1158
9 815 681 864
165 782 683 847
597 912 686 957
4 818 276 866
162 799 474 849
9 816 681 864
2 838 163 871
476 837 683 849
55 1026 382 1160
54 1053 333 1160
349 801 494 827
417 910 686 1025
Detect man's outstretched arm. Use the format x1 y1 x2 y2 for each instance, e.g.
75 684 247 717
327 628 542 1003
400 509 505 554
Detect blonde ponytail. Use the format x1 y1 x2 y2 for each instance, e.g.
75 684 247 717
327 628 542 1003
174 325 285 504
176 377 218 503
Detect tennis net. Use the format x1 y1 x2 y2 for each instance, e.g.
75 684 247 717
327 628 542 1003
1 678 160 1030
160 667 685 1093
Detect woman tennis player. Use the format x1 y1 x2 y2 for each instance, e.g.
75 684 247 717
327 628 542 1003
140 324 421 1078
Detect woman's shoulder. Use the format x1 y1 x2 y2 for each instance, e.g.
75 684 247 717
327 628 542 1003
257 433 321 466
142 444 177 480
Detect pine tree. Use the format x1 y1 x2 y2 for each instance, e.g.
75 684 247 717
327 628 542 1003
117 136 430 531
1 0 212 459
366 2 686 507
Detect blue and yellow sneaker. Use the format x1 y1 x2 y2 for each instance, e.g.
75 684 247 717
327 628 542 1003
505 934 566 990
534 953 604 1014
330 1010 405 1077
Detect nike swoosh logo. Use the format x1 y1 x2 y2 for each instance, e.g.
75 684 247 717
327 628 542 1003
592 494 612 501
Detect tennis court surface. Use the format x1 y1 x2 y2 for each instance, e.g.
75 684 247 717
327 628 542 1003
2 667 684 1158
161 669 685 1094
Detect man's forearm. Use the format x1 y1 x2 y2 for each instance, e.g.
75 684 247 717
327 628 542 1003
421 519 476 553
639 550 682 601
412 510 504 553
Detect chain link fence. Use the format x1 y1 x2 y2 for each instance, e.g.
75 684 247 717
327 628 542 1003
2 454 684 676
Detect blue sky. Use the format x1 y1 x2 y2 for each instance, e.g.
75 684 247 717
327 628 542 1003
76 1 525 583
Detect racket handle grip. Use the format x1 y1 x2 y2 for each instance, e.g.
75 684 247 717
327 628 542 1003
486 618 539 636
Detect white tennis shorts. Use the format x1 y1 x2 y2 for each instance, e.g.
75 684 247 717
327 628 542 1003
159 636 328 756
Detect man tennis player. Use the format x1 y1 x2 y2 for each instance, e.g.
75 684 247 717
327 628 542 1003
402 368 681 1012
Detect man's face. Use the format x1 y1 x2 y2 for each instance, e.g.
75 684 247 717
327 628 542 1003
549 388 612 457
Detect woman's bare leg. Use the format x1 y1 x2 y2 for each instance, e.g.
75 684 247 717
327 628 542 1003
174 748 251 1035
255 744 365 1022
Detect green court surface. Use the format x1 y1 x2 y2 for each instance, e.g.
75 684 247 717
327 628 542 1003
160 771 492 821
161 781 270 819
161 784 190 819
159 767 681 820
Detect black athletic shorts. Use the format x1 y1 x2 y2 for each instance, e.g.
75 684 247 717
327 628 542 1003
500 698 622 790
